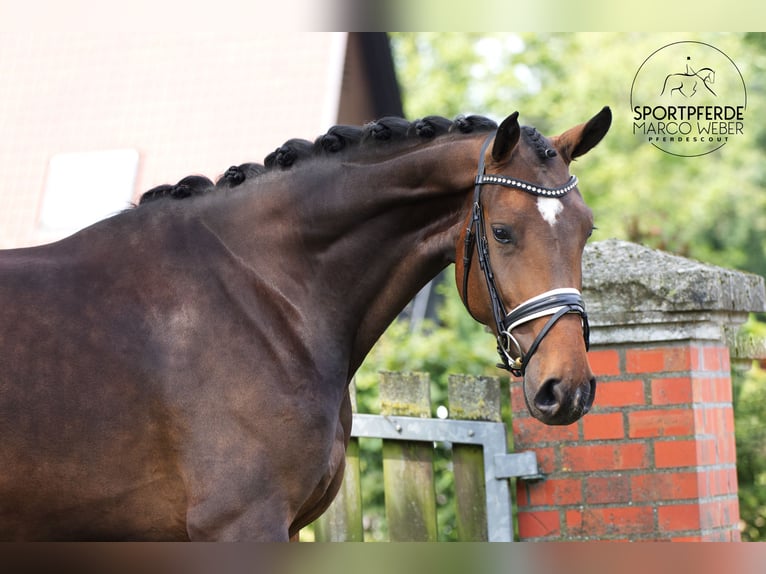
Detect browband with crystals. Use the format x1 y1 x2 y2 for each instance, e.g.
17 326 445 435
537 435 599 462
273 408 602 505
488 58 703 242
474 174 578 198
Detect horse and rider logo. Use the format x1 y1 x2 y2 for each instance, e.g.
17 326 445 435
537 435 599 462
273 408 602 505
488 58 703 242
631 40 746 157
660 57 716 99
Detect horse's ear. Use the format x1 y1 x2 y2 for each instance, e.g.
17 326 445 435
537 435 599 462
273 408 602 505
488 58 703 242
491 111 520 163
553 106 612 164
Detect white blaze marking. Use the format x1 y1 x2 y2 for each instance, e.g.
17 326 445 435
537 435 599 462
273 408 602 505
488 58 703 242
537 197 563 226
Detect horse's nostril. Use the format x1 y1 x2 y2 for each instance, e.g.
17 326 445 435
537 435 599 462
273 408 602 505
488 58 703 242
533 377 596 423
534 378 563 413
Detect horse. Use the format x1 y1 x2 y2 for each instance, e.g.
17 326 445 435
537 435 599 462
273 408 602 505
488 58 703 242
660 67 716 98
0 106 611 540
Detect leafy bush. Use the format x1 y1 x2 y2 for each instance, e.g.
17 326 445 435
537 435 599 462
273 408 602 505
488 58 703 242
734 315 766 541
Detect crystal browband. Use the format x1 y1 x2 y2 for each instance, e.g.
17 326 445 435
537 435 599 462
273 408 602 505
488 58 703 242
475 174 578 198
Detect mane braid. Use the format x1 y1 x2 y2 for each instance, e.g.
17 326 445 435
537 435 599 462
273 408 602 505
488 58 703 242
410 116 453 139
361 117 412 143
314 125 363 154
262 114 498 170
215 163 266 189
264 139 314 170
521 126 558 160
137 113 500 207
138 175 213 205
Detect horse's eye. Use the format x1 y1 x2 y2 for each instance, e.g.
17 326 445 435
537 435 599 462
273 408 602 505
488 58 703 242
492 226 513 244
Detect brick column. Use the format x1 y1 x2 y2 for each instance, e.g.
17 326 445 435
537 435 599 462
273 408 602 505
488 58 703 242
511 240 765 541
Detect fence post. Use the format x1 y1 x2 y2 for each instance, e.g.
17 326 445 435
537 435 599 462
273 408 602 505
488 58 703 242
379 371 438 541
511 239 766 541
448 374 503 541
313 381 364 541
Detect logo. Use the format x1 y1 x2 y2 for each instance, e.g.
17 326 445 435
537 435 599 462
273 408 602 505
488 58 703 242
631 41 747 157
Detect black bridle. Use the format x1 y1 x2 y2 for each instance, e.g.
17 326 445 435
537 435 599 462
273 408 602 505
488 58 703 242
461 132 590 377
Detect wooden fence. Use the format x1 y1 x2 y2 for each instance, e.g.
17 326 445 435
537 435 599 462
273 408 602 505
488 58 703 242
310 372 539 542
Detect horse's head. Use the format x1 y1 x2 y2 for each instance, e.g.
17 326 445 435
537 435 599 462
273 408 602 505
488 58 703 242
456 107 612 425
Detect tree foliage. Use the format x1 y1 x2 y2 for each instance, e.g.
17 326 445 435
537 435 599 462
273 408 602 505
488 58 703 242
392 32 766 277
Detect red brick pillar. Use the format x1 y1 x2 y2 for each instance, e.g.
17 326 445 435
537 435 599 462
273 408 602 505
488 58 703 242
511 240 765 541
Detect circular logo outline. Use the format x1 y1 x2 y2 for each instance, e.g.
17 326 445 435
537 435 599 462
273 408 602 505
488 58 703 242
630 40 747 157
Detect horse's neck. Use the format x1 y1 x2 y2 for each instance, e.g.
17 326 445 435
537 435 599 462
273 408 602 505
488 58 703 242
205 136 482 374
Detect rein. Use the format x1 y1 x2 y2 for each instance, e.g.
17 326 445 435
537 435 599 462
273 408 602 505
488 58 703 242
461 133 590 377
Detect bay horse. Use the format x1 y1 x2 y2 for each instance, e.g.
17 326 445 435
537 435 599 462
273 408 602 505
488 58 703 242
0 107 611 540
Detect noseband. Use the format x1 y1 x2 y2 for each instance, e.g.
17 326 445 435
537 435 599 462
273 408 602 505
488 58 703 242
461 133 590 377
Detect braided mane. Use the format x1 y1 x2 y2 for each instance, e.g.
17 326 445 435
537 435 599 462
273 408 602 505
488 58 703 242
138 114 499 205
521 126 558 160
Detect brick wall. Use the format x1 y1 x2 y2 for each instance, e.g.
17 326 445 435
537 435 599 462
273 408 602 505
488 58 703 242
512 341 739 541
509 240 765 541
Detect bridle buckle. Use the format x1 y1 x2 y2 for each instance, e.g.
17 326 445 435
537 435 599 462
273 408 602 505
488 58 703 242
497 330 524 377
